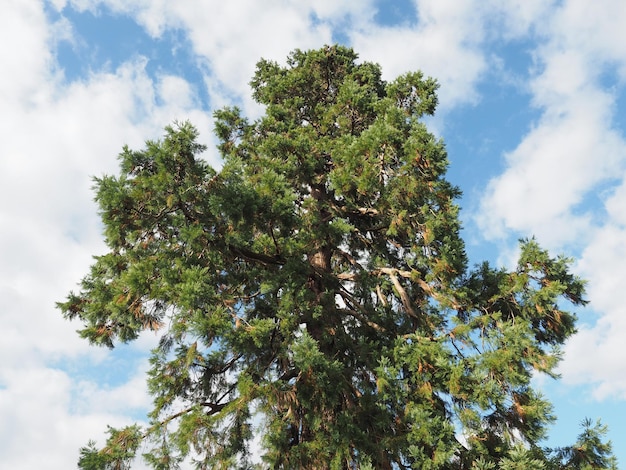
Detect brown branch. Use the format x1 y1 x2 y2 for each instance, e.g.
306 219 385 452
146 399 230 437
376 284 388 307
375 267 435 298
229 245 285 266
340 307 387 333
355 207 380 216
337 272 357 281
377 267 418 318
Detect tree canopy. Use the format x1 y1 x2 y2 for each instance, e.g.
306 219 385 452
59 45 617 469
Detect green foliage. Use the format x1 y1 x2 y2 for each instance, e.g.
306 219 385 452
77 426 142 470
546 419 618 470
60 45 616 468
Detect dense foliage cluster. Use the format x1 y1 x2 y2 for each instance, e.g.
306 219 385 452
59 46 616 469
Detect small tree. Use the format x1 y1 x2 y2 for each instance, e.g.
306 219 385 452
59 45 616 469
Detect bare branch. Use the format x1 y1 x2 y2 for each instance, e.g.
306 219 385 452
337 272 357 281
376 284 388 307
147 400 230 437
340 307 387 333
376 267 435 298
380 268 418 318
356 207 380 216
229 245 285 266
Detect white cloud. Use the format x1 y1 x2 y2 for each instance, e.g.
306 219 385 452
477 0 626 401
0 364 151 469
58 0 495 115
477 37 626 246
560 321 626 401
0 0 56 105
0 54 215 362
549 0 626 79
478 0 626 242
351 0 488 111
70 362 153 415
63 0 369 114
477 85 623 246
558 221 626 400
0 1 213 467
604 176 626 225
486 0 557 39
151 1 337 114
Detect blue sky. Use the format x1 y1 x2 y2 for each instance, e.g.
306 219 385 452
1 0 626 467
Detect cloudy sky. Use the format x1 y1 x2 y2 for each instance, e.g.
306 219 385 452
1 0 626 467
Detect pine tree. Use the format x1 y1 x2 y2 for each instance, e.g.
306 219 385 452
59 45 616 469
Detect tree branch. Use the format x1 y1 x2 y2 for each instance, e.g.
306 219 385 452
229 245 285 266
147 400 230 437
377 267 418 318
337 289 387 333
